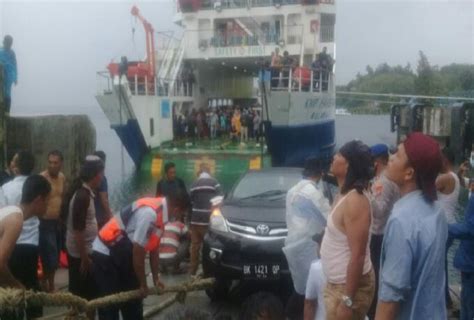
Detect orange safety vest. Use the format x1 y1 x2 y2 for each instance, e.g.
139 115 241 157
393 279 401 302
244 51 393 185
98 197 169 251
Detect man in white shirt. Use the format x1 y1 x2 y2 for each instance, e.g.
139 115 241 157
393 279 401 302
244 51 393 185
284 157 331 320
0 175 51 319
1 151 42 319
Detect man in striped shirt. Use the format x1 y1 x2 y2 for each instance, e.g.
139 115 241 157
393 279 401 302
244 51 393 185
159 209 189 274
189 164 222 275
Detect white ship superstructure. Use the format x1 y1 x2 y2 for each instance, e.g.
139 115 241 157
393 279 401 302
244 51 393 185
96 0 337 166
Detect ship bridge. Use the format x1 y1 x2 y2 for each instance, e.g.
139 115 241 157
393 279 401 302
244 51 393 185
175 0 336 63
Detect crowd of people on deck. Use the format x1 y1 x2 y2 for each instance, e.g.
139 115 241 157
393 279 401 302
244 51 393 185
173 105 263 142
268 46 334 91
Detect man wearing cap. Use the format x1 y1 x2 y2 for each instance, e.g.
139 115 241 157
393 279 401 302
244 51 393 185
283 157 331 319
367 144 400 319
375 133 447 320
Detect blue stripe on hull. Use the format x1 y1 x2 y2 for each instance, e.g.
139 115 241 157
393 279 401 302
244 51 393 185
112 119 148 166
265 120 335 167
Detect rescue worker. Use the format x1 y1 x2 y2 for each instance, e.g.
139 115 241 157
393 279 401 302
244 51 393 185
91 194 185 320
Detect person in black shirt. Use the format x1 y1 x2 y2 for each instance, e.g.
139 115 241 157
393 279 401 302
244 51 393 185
0 153 15 186
282 51 294 89
156 162 189 207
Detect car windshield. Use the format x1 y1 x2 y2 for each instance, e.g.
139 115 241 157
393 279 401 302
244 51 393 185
231 171 301 201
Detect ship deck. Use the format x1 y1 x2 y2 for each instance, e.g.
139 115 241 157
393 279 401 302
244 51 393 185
158 138 266 155
141 138 272 191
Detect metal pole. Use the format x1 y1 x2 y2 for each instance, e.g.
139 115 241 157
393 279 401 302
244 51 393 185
134 74 138 95
319 71 322 93
118 75 125 178
310 70 313 93
288 68 292 93
298 69 302 92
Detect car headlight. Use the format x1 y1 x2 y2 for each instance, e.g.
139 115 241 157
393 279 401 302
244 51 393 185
210 208 228 232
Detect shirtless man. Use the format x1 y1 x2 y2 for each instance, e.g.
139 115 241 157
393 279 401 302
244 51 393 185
320 140 375 320
0 175 51 288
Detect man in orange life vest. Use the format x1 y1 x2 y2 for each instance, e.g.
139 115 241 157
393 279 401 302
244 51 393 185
91 195 185 320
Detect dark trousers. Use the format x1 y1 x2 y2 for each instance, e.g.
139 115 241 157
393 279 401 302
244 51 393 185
285 290 304 320
68 254 97 301
461 272 474 320
4 96 11 113
270 68 279 88
5 244 42 319
39 219 60 273
368 234 383 319
92 237 143 320
445 236 454 307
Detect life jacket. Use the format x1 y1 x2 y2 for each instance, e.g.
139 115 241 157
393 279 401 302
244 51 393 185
98 197 169 251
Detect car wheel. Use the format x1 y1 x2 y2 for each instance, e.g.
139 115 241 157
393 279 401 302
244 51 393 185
205 276 231 301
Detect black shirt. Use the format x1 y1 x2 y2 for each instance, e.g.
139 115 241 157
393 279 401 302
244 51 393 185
156 177 189 200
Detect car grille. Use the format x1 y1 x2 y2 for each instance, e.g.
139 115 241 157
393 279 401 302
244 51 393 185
226 220 287 240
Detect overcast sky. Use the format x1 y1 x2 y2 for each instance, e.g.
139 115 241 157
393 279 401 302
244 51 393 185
0 0 472 115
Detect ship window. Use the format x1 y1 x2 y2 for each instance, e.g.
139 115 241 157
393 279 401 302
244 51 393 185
150 118 155 137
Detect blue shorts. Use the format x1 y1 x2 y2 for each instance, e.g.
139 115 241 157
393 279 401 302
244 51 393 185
39 219 60 273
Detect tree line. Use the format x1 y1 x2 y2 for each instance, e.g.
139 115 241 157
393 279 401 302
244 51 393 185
337 51 474 113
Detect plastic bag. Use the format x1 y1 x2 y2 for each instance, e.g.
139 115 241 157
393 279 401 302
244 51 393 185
282 238 318 294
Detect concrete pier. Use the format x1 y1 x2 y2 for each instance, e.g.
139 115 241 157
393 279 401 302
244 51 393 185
7 115 96 178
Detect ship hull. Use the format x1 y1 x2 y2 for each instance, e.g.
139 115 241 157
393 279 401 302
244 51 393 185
263 88 336 167
265 120 335 167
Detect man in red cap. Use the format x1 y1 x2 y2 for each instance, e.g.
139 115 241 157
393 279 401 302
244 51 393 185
375 132 447 320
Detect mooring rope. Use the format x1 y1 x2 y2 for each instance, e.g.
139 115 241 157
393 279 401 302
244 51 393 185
0 277 214 319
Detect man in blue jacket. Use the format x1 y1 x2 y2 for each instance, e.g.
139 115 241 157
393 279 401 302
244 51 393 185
449 194 474 320
0 35 18 114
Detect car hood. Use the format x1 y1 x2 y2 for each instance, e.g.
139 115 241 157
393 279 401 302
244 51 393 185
221 201 286 224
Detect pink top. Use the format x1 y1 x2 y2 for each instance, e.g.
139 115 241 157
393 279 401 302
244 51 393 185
320 190 372 284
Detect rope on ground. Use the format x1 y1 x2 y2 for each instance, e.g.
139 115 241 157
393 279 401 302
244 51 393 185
0 277 215 318
143 293 179 319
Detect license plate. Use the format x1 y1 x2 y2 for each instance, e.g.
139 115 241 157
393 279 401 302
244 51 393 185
242 264 281 280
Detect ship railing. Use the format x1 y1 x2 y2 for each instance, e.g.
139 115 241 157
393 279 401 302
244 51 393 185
197 0 329 10
129 75 194 98
194 25 303 50
96 71 113 95
96 72 194 98
269 68 333 93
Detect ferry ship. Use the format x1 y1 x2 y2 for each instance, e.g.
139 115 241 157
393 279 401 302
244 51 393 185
96 0 336 185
